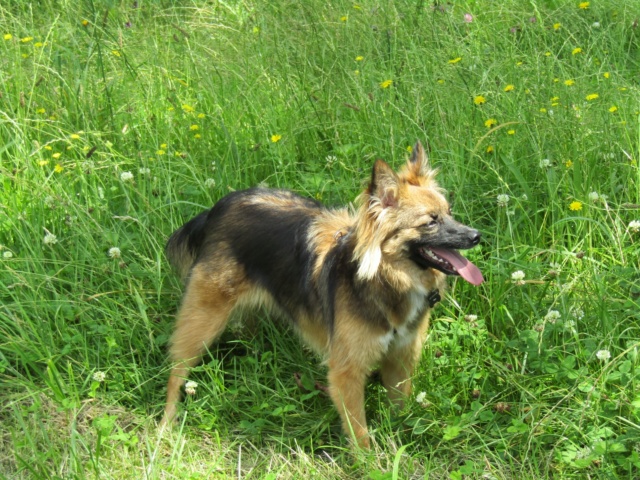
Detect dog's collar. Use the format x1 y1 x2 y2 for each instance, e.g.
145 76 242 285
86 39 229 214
427 289 441 308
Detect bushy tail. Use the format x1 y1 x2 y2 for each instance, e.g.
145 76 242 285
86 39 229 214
165 210 209 280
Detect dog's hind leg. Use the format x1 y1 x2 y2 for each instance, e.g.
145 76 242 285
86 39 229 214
161 265 238 427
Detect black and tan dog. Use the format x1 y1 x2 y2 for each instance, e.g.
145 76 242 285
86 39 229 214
161 141 483 448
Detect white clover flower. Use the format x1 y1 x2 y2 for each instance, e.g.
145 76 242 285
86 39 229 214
93 371 106 382
592 22 600 28
629 220 640 233
548 109 554 116
205 178 216 188
139 167 151 175
185 380 198 395
326 155 337 166
588 191 599 202
596 349 611 361
544 310 561 324
120 171 134 182
520 194 528 201
108 247 121 259
511 270 525 285
211 161 217 171
539 158 551 168
570 306 584 320
415 391 428 407
3 251 13 259
44 232 58 245
464 314 478 323
44 195 56 208
497 194 510 207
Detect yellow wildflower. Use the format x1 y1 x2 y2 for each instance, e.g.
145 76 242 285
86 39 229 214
252 26 260 34
38 160 49 166
603 72 610 79
190 124 199 131
3 33 12 40
448 57 462 64
197 113 206 118
553 23 562 30
486 145 494 154
112 50 121 57
340 16 348 22
194 133 201 139
70 133 80 140
44 145 52 151
474 95 486 105
160 143 167 149
406 145 413 152
539 108 547 113
36 108 45 114
507 129 515 135
271 134 282 143
156 149 166 155
182 104 195 113
380 79 393 88
484 118 497 128
569 201 583 211
34 42 43 48
437 79 445 84
578 2 589 9
82 20 89 27
52 152 61 159
504 84 515 92
585 93 599 101
565 160 573 168
609 106 618 113
54 164 64 173
355 56 364 61
21 36 33 43
572 47 582 55
544 51 552 57
564 79 575 86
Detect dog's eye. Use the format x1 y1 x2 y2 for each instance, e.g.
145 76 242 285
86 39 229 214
428 215 439 227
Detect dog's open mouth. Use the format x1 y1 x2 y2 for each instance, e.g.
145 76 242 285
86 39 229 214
418 247 484 285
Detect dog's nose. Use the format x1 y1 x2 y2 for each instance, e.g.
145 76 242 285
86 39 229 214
469 230 481 245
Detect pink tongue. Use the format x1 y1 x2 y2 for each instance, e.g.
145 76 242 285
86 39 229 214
430 247 484 286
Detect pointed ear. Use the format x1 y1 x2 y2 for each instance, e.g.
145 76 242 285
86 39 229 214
369 159 399 208
408 140 430 177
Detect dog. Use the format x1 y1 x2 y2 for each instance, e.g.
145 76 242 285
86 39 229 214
160 141 483 448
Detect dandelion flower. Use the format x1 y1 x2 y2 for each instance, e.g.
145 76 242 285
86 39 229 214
120 171 134 182
545 310 561 323
38 160 49 167
36 108 46 114
595 350 611 361
544 51 552 57
603 72 610 79
565 159 573 168
21 36 33 43
511 270 525 285
81 20 89 27
156 149 166 155
3 33 12 40
93 371 106 382
564 79 575 86
578 2 589 9
572 47 582 55
553 23 562 30
181 104 195 113
108 247 121 258
609 106 618 113
190 124 199 131
44 232 58 245
486 145 494 154
569 201 583 211
54 164 64 173
484 118 497 128
497 194 510 207
629 220 640 232
448 57 462 64
355 56 364 61
3 251 14 259
585 93 599 101
197 113 206 119
504 84 515 92
588 191 599 201
270 134 282 143
507 129 515 135
340 16 348 22
380 79 393 88
52 152 61 159
474 95 486 105
70 133 81 140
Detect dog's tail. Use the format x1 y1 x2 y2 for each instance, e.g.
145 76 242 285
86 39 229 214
165 210 209 280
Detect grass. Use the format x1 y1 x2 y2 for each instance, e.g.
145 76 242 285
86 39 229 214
1 0 640 478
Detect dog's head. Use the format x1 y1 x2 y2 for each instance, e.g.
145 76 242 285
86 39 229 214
354 141 483 286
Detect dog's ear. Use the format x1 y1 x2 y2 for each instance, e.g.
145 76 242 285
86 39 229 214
369 159 399 208
408 140 430 177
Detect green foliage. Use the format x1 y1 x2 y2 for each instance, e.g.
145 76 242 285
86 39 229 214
1 0 640 478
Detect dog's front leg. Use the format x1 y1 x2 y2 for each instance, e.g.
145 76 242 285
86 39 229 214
327 361 370 448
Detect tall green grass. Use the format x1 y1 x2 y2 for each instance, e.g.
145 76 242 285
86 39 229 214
1 0 639 478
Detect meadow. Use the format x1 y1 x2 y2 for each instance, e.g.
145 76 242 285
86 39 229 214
1 0 639 478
